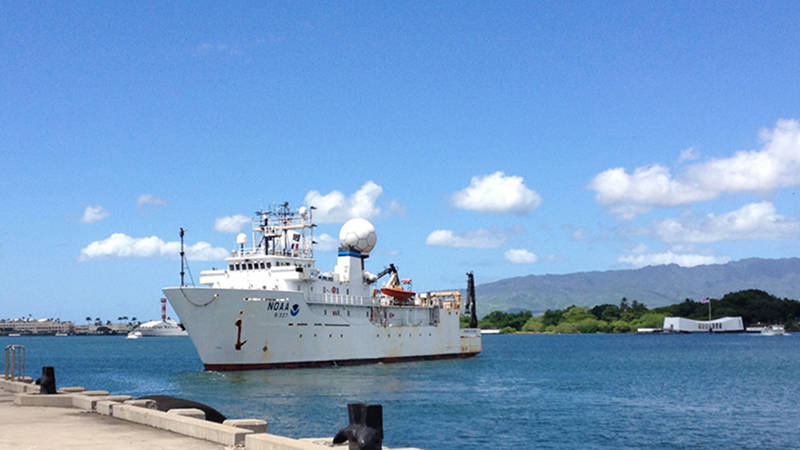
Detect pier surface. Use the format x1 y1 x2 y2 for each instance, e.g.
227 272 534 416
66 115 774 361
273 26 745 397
0 387 226 450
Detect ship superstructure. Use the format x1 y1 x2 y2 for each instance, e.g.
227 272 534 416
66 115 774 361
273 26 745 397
163 203 481 370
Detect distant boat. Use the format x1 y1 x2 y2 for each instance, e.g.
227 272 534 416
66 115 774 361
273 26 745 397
128 298 188 337
8 333 21 337
481 329 501 335
55 332 68 336
130 319 187 337
760 324 788 336
126 330 142 339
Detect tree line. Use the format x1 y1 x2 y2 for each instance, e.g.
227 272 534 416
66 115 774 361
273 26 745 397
461 289 800 333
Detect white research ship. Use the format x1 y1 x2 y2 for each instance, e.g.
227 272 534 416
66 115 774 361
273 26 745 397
163 203 481 370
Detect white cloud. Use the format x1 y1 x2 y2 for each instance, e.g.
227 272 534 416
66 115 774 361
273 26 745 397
305 181 382 223
678 147 698 163
618 244 730 268
588 165 713 219
81 205 109 224
387 199 407 217
79 233 228 261
425 228 505 248
562 225 587 241
314 233 339 251
137 194 167 207
214 215 251 233
504 248 538 264
654 201 800 243
452 172 541 213
589 119 800 218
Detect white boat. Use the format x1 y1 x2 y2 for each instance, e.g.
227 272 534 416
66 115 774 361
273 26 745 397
128 298 188 337
126 330 142 339
760 324 788 336
130 319 188 337
163 204 481 370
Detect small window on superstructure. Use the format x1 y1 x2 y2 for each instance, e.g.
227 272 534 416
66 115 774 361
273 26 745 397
229 264 234 271
266 262 271 269
260 262 265 269
248 263 253 270
235 264 241 271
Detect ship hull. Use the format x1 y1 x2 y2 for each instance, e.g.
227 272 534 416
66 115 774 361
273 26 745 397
163 286 481 370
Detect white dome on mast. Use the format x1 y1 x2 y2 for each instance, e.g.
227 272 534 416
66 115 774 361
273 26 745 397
339 218 377 254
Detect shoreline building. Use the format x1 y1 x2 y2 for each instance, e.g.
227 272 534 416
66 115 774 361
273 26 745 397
0 319 75 335
663 316 744 333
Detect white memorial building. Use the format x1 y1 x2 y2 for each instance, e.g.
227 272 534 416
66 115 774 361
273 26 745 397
663 316 744 333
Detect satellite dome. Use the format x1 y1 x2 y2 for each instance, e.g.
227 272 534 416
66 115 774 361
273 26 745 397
339 218 377 254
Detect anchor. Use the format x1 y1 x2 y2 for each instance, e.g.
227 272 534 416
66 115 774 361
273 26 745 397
234 318 247 350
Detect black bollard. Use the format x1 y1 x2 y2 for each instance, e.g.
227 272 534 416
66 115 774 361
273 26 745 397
39 366 57 394
333 403 383 450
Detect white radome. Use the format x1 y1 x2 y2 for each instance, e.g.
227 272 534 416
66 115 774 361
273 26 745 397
339 218 377 254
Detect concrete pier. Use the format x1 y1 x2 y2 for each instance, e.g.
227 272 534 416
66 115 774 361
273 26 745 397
0 378 418 450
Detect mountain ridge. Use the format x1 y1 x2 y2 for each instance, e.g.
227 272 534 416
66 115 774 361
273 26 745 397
473 257 800 315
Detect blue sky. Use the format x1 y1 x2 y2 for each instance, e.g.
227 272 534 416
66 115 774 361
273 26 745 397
2 2 800 322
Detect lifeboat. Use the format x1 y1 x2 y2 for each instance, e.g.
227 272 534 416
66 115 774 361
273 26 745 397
380 286 416 300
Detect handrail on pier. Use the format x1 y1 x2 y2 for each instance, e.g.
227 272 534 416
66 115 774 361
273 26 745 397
4 345 25 381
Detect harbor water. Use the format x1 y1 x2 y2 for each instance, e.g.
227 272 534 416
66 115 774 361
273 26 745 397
4 333 799 449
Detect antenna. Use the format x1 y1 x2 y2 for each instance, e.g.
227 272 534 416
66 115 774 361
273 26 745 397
179 228 186 286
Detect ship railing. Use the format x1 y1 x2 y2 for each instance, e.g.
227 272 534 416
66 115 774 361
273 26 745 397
4 345 25 381
308 294 380 307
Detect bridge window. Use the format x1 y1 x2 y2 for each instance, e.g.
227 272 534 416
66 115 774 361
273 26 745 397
229 264 234 271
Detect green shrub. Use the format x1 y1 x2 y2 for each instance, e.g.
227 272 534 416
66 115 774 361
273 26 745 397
574 317 606 333
631 313 665 329
610 320 632 333
552 322 579 334
522 316 545 332
500 326 516 334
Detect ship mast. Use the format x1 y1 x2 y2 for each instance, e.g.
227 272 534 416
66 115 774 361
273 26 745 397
179 228 186 287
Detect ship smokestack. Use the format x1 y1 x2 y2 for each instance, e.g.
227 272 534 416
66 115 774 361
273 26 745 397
466 272 477 328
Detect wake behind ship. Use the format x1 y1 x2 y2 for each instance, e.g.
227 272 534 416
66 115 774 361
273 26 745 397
163 203 482 370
